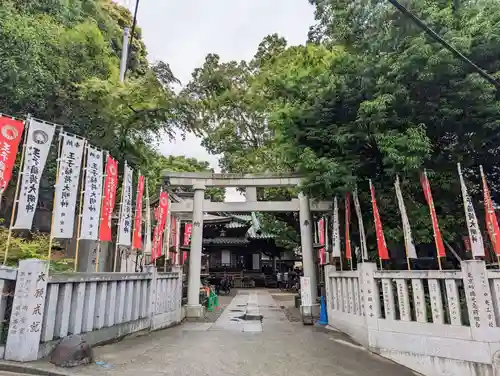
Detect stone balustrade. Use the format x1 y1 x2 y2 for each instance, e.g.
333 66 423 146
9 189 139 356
325 261 500 376
0 259 183 362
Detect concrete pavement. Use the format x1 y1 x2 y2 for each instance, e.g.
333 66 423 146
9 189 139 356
31 289 416 376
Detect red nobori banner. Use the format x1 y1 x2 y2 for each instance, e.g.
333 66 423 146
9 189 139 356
151 191 169 260
99 156 118 241
345 192 352 260
420 171 446 258
318 218 326 265
132 175 145 249
170 216 177 247
151 225 160 262
183 223 192 246
480 166 500 255
158 191 169 230
0 116 25 194
369 180 389 260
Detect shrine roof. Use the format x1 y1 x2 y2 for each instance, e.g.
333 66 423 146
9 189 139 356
202 237 250 246
225 214 252 229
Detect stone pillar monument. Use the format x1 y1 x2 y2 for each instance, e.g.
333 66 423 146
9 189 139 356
186 183 205 318
298 193 318 312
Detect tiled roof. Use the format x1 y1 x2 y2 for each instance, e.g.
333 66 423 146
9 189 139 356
225 221 249 229
202 237 250 245
224 214 252 229
231 214 252 221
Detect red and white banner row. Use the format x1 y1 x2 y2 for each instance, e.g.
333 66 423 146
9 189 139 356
0 115 181 260
318 167 500 263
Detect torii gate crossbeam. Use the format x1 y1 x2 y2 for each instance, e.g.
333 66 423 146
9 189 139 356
162 171 320 319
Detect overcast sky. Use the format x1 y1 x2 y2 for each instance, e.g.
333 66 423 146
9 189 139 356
118 0 315 201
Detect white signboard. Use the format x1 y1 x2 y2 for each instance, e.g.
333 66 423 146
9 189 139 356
79 146 103 240
52 133 84 238
117 163 133 246
14 119 55 229
300 276 312 306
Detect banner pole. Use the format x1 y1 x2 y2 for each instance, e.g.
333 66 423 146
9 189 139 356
95 151 108 273
164 204 171 272
3 117 30 265
175 218 181 265
47 128 64 265
131 171 141 271
73 142 88 272
143 178 152 266
113 162 126 272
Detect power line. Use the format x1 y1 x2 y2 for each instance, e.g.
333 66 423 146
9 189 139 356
386 0 500 90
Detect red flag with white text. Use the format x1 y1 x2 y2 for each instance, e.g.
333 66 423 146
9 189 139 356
369 181 389 260
170 216 177 247
420 171 446 258
480 166 500 255
132 175 145 249
99 156 118 241
345 193 352 260
0 116 24 195
318 218 326 264
184 223 192 246
152 192 169 260
182 222 192 264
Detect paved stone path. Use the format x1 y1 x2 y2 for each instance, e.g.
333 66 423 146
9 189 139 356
34 290 416 376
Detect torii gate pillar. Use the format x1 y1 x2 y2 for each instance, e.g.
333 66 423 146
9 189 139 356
299 193 318 313
185 183 205 318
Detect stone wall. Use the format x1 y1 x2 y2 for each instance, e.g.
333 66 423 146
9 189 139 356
325 261 500 376
0 259 183 362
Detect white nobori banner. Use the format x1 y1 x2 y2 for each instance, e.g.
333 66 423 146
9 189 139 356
117 162 133 246
331 196 341 257
394 176 418 259
79 146 103 240
52 133 84 239
14 119 55 229
458 163 485 257
352 189 368 261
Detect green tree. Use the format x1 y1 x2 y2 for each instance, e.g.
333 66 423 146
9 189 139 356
182 0 500 258
146 154 225 202
261 0 500 254
0 0 194 213
180 35 304 247
181 34 290 174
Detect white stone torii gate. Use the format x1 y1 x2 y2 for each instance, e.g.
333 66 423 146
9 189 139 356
163 171 332 318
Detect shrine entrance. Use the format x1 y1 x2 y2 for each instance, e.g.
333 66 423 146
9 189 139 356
162 171 332 318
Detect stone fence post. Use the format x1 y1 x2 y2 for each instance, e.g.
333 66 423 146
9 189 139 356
147 265 157 329
324 265 334 312
358 263 380 331
5 259 49 361
461 260 496 341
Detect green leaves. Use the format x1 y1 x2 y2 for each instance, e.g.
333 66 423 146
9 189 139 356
0 0 208 226
179 0 500 257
